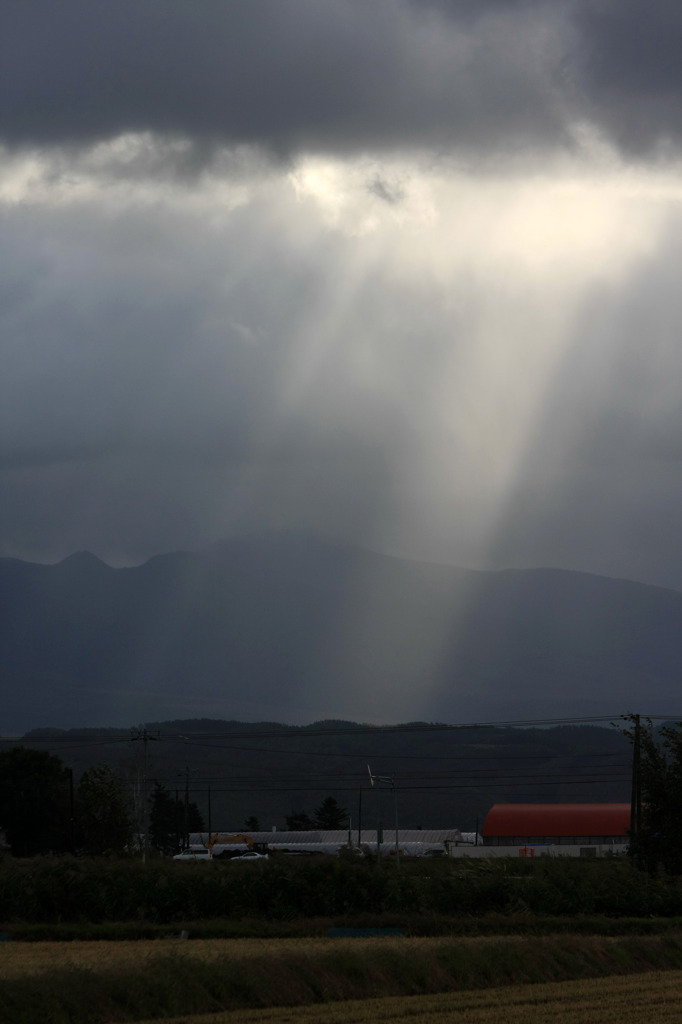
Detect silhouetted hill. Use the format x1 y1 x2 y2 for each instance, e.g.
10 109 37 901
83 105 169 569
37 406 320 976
4 718 633 833
1 533 681 734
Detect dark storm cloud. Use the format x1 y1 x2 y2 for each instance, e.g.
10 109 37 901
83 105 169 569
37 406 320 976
4 0 682 162
0 0 573 159
575 0 682 154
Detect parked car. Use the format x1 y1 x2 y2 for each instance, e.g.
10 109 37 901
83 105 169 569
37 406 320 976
173 847 211 861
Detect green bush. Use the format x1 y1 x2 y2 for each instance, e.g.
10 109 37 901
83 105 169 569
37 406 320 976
3 855 682 928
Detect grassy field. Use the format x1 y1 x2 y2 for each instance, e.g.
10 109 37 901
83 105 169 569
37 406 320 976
4 934 682 1023
130 970 682 1024
5 855 682 1022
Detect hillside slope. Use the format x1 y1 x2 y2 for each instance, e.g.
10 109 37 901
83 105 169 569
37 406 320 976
1 533 681 732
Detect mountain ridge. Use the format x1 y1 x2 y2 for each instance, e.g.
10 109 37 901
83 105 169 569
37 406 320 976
10 529 682 599
2 532 681 734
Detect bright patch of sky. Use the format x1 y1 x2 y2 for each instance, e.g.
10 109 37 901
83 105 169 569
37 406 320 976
2 1 682 592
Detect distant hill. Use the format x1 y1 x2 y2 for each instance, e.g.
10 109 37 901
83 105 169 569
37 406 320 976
1 532 682 734
4 718 634 833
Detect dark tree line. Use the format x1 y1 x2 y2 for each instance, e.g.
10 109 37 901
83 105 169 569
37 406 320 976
0 745 348 855
285 796 348 831
0 749 203 857
0 748 71 856
149 782 204 854
77 764 134 855
625 716 682 874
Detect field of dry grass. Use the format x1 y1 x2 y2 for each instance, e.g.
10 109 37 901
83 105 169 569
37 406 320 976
0 937 333 977
5 934 682 1023
133 970 682 1024
0 934 491 977
0 929 668 974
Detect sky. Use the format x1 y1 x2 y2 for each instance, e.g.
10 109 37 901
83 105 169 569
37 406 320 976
2 0 682 591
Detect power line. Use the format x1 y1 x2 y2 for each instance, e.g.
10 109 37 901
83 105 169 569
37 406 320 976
171 737 630 761
5 711 681 747
149 761 629 782
162 777 630 796
149 766 630 789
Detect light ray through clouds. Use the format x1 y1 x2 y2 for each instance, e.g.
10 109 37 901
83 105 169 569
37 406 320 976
279 150 680 575
1 136 681 583
2 0 682 737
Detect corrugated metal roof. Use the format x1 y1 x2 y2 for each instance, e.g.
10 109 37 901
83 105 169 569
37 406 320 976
483 803 630 838
268 842 449 855
194 829 462 846
459 832 482 845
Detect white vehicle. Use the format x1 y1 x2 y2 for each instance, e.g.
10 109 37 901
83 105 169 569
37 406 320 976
233 851 268 861
173 847 211 861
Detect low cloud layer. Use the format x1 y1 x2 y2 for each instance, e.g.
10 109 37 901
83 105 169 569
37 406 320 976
1 1 571 157
4 1 682 161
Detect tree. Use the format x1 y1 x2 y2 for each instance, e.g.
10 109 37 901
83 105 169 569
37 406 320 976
313 795 348 830
149 783 204 855
243 816 260 831
77 764 134 855
625 716 682 874
285 810 315 831
0 747 71 856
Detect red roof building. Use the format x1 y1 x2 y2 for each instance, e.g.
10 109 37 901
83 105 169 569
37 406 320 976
483 803 630 845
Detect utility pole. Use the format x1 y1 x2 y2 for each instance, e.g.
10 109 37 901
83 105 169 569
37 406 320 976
131 728 159 862
175 789 180 851
67 767 75 854
630 713 641 863
178 765 198 850
183 765 190 850
368 765 381 862
368 765 400 869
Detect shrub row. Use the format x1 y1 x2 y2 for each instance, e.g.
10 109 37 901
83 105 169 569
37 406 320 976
2 856 682 926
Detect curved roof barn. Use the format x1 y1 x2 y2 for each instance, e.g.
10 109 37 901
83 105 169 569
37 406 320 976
483 803 630 840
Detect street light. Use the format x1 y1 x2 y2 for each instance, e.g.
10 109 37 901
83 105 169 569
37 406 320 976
367 765 400 869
